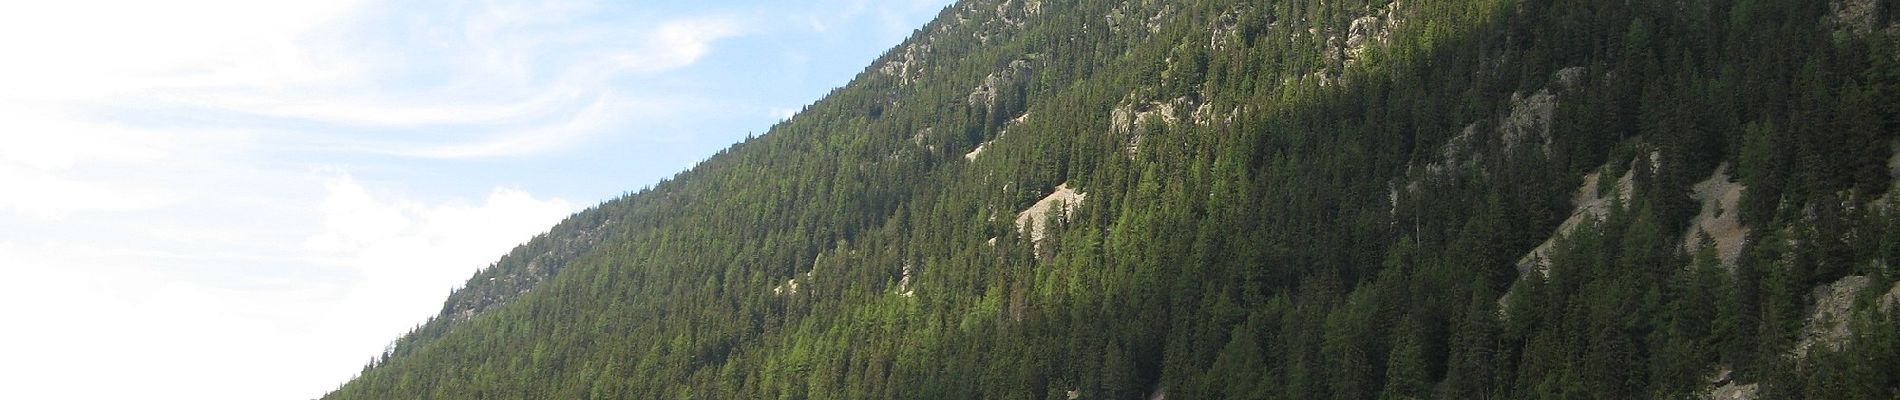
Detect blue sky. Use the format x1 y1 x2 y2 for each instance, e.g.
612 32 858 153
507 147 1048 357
0 0 951 398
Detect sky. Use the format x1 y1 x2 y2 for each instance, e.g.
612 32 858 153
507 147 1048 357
0 0 951 398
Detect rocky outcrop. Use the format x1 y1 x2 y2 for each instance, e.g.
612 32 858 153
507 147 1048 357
1500 91 1557 155
1793 275 1871 357
1016 183 1086 243
1706 365 1760 400
1830 0 1897 35
1877 139 1900 207
1881 279 1900 312
879 0 1050 87
1889 139 1900 178
774 277 799 296
995 0 1044 27
968 58 1036 110
1412 67 1584 191
1305 0 1405 84
1340 2 1401 68
1502 67 1584 156
1388 66 1592 277
967 113 1029 161
1515 167 1635 276
1682 164 1749 271
442 215 614 322
965 141 991 160
879 42 930 85
952 0 1047 43
1110 95 1206 156
1111 100 1179 134
1106 0 1175 35
896 262 916 297
1206 6 1262 50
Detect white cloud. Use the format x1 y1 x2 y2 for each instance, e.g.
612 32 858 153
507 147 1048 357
183 13 740 158
0 239 343 399
190 11 741 130
0 112 251 219
0 172 575 400
3 0 749 161
617 17 744 73
0 164 179 219
305 173 573 318
397 95 633 158
769 106 801 120
0 0 365 101
306 173 573 278
297 173 574 393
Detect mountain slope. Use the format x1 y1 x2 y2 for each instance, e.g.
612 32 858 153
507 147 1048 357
327 0 1900 398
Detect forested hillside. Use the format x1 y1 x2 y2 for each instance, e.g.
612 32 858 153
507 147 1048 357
326 0 1900 398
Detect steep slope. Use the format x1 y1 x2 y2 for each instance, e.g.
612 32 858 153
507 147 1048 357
327 0 1900 398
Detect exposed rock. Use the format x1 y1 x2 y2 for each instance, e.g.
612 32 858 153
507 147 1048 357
1404 63 1581 201
965 141 991 160
1423 123 1484 178
911 127 933 146
1401 66 1594 277
774 278 799 296
1388 182 1401 215
1499 90 1557 155
1188 102 1232 126
1323 35 1346 68
1830 0 1894 35
1106 0 1173 34
879 43 930 85
993 0 1042 27
1015 183 1087 243
1207 6 1252 50
1343 15 1388 66
1110 96 1195 156
1889 139 1900 177
443 216 614 323
1111 101 1179 135
1881 280 1900 312
1344 16 1380 50
1500 66 1584 155
967 113 1027 161
1703 364 1761 400
968 58 1036 110
1682 163 1750 271
1553 66 1587 89
1515 167 1636 276
1708 382 1760 400
896 262 915 297
1793 275 1871 357
1308 0 1404 80
1877 139 1900 207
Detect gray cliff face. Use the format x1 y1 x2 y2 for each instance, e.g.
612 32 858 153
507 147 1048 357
1831 0 1896 35
440 214 613 322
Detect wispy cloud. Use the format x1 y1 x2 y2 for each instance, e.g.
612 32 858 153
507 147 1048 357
0 1 951 399
618 17 745 73
0 0 365 100
0 172 574 399
0 1 711 397
395 94 657 159
2 2 748 161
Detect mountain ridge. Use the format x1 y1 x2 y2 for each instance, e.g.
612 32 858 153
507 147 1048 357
328 0 1900 398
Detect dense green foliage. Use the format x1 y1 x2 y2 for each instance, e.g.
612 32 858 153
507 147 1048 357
327 0 1900 398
